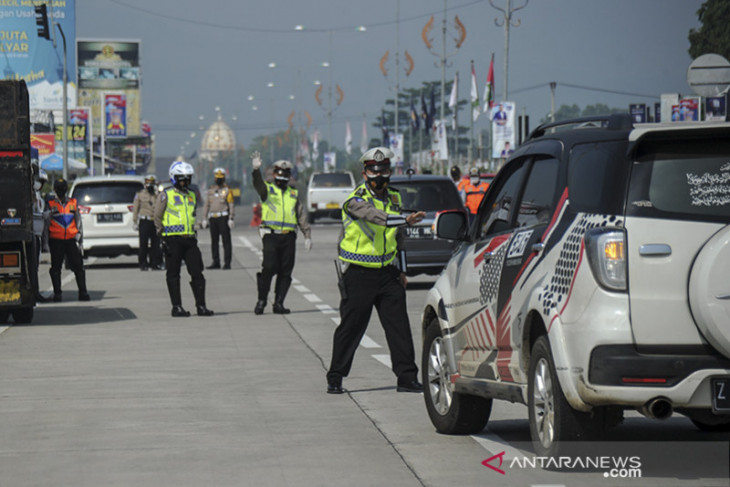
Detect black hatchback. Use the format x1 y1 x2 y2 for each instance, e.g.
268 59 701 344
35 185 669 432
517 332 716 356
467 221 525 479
390 174 466 276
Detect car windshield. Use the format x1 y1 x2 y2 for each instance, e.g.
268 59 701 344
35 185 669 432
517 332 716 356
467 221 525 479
393 180 463 212
311 173 353 188
73 182 142 204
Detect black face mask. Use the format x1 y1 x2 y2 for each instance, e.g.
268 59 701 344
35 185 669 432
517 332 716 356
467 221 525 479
146 184 156 193
275 178 288 190
367 174 389 191
174 176 191 190
216 178 225 187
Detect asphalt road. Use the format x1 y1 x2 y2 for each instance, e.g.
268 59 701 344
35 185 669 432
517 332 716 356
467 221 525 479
0 212 727 487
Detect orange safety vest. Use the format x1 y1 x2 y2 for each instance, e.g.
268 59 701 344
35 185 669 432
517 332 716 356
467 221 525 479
48 198 80 240
464 181 489 214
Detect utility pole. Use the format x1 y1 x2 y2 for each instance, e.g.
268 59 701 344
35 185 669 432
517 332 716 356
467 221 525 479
489 0 528 101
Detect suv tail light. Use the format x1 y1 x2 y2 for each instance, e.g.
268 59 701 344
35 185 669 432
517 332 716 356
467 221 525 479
78 205 91 215
585 227 626 291
127 205 134 212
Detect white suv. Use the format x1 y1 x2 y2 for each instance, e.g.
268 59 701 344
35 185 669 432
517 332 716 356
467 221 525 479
421 114 730 457
69 175 144 258
306 171 356 223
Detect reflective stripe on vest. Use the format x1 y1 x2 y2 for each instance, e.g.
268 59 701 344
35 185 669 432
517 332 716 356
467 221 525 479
48 198 80 240
162 188 197 236
260 183 298 231
338 183 400 268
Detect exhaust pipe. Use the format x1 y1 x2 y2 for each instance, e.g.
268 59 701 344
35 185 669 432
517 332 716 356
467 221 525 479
639 397 673 420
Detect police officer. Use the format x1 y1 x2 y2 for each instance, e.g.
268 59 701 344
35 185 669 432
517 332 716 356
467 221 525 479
31 165 49 302
201 167 235 270
251 151 311 315
132 174 163 271
326 147 426 395
153 161 214 318
463 167 489 225
45 178 90 302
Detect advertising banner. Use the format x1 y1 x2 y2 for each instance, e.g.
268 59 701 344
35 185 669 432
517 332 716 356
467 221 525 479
324 151 336 172
30 133 55 156
629 103 646 123
0 0 77 109
104 93 127 138
388 133 405 168
429 122 448 161
52 107 90 166
672 97 700 121
491 102 516 159
706 95 727 121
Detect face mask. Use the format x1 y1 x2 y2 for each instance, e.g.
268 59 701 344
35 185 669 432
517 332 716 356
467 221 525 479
275 178 288 190
470 176 480 185
216 178 225 187
34 181 42 191
367 174 390 191
147 185 155 193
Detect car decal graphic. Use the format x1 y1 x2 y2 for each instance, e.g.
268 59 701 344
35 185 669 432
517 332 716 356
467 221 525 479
496 298 513 381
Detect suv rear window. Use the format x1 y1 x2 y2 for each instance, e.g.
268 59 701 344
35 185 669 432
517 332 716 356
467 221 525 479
73 182 142 204
311 173 353 188
628 138 730 221
568 140 629 214
394 180 463 212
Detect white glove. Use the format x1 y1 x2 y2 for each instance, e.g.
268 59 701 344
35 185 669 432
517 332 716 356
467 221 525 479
200 219 209 229
133 223 139 231
252 150 262 170
228 219 235 229
304 238 312 252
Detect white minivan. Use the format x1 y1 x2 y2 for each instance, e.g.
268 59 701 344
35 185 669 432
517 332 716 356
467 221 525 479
69 175 145 258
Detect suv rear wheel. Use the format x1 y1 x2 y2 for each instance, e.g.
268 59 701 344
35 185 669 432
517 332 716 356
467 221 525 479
528 336 597 456
422 317 492 434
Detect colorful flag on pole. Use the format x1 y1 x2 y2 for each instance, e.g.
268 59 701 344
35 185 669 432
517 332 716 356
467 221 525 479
421 91 429 134
381 108 389 146
448 72 459 130
311 129 319 162
360 118 368 153
470 61 480 122
410 98 419 132
345 120 352 155
483 53 495 114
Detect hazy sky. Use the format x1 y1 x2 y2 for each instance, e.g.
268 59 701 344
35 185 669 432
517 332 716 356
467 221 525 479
77 0 704 159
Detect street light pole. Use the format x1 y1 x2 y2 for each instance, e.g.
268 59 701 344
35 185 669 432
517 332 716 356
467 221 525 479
490 0 528 101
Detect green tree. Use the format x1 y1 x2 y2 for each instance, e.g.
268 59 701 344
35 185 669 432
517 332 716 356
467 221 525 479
539 103 626 125
688 0 730 60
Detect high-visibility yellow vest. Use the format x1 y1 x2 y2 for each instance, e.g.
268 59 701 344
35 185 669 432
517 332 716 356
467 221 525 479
260 182 298 232
338 184 401 268
162 188 196 236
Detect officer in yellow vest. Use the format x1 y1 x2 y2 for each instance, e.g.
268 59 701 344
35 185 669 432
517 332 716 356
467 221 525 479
251 151 311 315
153 160 214 318
326 147 426 395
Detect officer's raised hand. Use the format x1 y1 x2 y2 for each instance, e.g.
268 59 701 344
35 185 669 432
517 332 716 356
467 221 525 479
406 211 426 226
252 151 262 170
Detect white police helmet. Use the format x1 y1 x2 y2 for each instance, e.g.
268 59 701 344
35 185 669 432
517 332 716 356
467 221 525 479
38 169 48 183
169 160 194 185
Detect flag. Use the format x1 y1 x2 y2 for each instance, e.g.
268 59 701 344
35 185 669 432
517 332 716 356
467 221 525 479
448 72 458 130
421 91 429 134
345 120 352 155
381 108 389 146
360 118 368 153
410 99 419 132
483 53 495 114
311 129 319 162
471 61 480 122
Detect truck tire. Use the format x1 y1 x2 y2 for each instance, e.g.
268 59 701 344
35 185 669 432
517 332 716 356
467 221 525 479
12 307 33 324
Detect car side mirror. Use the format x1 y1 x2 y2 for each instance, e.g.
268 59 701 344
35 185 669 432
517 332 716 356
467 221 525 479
435 210 468 241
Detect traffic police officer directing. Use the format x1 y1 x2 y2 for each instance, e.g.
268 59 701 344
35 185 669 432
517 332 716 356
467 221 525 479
201 167 235 270
326 147 426 395
154 161 214 318
251 151 311 315
132 174 163 271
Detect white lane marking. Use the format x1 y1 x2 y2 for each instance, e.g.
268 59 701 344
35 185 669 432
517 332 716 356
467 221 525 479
294 285 310 293
472 430 526 462
303 294 321 303
331 317 340 325
316 304 336 314
292 277 300 284
372 354 392 368
360 335 381 349
0 327 8 335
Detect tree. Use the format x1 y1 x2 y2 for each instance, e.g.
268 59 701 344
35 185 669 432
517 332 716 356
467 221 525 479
539 104 625 125
688 0 730 60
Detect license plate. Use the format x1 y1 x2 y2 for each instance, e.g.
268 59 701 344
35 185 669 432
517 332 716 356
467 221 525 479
405 226 433 239
97 213 123 223
326 203 340 209
712 378 730 412
0 280 21 305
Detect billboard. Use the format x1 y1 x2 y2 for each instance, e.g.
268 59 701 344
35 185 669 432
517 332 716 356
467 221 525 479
76 39 141 136
491 102 516 159
0 0 77 109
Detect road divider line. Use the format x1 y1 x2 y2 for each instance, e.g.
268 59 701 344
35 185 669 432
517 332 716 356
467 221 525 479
0 326 8 335
372 354 392 368
303 294 322 303
472 430 525 462
316 304 336 314
359 335 381 349
294 285 310 293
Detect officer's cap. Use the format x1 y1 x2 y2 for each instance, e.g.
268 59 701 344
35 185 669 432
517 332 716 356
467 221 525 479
273 160 292 170
214 167 226 178
359 147 394 167
469 167 479 177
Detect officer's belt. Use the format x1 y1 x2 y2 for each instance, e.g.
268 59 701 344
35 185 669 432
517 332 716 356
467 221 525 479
209 211 229 218
263 228 292 234
138 215 153 220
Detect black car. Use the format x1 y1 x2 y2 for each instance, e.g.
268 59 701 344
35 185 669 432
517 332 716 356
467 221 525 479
390 174 466 277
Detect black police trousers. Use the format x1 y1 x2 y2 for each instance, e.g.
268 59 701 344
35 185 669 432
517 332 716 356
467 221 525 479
163 236 206 307
257 232 296 304
138 219 161 268
209 216 231 267
49 238 87 296
327 264 418 384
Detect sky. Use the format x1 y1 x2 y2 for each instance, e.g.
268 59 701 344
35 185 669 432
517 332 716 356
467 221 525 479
76 0 705 159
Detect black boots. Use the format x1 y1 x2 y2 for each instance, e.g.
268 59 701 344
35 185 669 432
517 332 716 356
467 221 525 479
171 305 191 317
272 300 290 314
254 300 266 315
255 272 269 315
190 280 214 316
273 276 292 314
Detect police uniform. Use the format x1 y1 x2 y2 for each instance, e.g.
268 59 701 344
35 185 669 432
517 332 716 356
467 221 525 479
252 157 311 315
132 184 162 270
326 147 424 394
463 169 489 223
153 168 213 317
202 182 235 269
45 179 89 302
